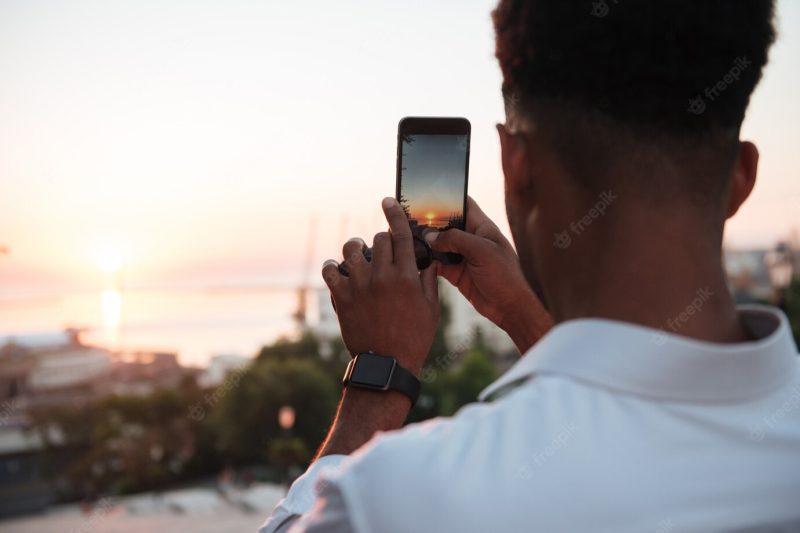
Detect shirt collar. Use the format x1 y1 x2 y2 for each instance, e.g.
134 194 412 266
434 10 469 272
479 304 799 403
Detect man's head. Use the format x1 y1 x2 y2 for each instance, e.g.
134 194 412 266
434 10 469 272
492 0 775 312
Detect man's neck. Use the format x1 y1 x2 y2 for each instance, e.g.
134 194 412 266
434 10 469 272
543 211 749 344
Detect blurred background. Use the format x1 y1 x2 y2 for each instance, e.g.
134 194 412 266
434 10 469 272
1 0 799 531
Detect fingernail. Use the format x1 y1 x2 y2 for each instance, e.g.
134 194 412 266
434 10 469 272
382 197 397 209
425 232 438 243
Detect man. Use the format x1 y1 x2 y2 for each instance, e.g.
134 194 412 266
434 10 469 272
261 0 799 531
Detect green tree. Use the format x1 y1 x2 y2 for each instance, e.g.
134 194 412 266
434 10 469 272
398 193 411 219
28 384 212 499
211 357 338 464
436 329 498 416
407 288 453 422
256 332 319 363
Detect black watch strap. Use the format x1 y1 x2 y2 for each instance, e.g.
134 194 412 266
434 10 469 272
388 362 421 405
343 352 421 405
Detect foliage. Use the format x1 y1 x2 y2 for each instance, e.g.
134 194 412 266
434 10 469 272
211 356 338 464
269 437 310 469
785 276 800 348
24 308 505 503
256 332 319 363
437 331 499 416
398 193 411 219
27 382 214 498
407 292 452 423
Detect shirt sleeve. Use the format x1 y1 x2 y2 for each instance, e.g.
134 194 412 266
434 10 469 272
257 454 348 533
287 479 358 533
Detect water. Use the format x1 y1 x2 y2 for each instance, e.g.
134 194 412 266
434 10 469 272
0 286 306 367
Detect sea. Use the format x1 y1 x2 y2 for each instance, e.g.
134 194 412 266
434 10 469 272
0 285 308 367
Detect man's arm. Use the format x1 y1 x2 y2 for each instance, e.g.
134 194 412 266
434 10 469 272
258 388 411 533
316 387 410 458
260 197 437 532
259 196 552 531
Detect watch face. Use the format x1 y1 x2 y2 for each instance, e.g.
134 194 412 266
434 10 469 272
350 353 396 389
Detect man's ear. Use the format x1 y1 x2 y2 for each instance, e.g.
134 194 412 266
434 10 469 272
496 123 531 196
726 141 759 219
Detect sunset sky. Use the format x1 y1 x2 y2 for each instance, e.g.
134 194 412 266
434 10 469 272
400 134 467 225
1 0 799 297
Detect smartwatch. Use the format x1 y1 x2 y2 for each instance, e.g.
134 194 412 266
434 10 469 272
342 352 421 405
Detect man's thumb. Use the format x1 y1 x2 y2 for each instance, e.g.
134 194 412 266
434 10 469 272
425 229 483 256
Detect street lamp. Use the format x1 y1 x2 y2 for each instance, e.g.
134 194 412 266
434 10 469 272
764 242 795 310
276 405 298 493
278 406 295 432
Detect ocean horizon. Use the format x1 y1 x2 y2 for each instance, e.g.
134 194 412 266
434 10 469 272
0 284 309 367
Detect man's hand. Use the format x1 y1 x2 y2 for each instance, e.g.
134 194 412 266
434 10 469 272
322 197 440 374
316 197 440 457
426 196 553 353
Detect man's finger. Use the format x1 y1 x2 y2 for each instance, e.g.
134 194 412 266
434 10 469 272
420 261 439 305
342 237 367 260
322 259 348 299
437 262 465 288
382 197 416 271
372 231 392 267
425 228 489 260
341 237 370 284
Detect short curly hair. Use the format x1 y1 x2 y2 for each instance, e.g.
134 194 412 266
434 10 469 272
493 0 776 197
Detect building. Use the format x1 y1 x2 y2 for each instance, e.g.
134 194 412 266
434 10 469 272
723 249 774 303
0 330 111 406
0 330 203 517
197 354 251 388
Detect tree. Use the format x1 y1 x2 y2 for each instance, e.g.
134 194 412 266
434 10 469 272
256 332 319 363
439 330 498 416
398 193 411 219
211 357 338 465
27 384 212 499
407 290 453 423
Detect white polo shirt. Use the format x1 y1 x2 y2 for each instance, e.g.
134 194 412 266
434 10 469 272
259 305 800 533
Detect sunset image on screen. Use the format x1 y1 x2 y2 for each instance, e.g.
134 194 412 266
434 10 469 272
399 134 468 236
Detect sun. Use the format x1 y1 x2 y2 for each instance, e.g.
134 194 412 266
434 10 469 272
97 247 123 273
425 212 435 224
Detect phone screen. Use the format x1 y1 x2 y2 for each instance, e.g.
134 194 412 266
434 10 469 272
396 118 470 267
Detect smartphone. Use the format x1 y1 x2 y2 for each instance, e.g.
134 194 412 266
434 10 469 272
396 117 470 269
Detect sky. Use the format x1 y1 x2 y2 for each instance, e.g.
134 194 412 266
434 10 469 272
401 134 467 224
1 0 799 296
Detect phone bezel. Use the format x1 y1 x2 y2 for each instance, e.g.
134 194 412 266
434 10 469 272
395 117 471 265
